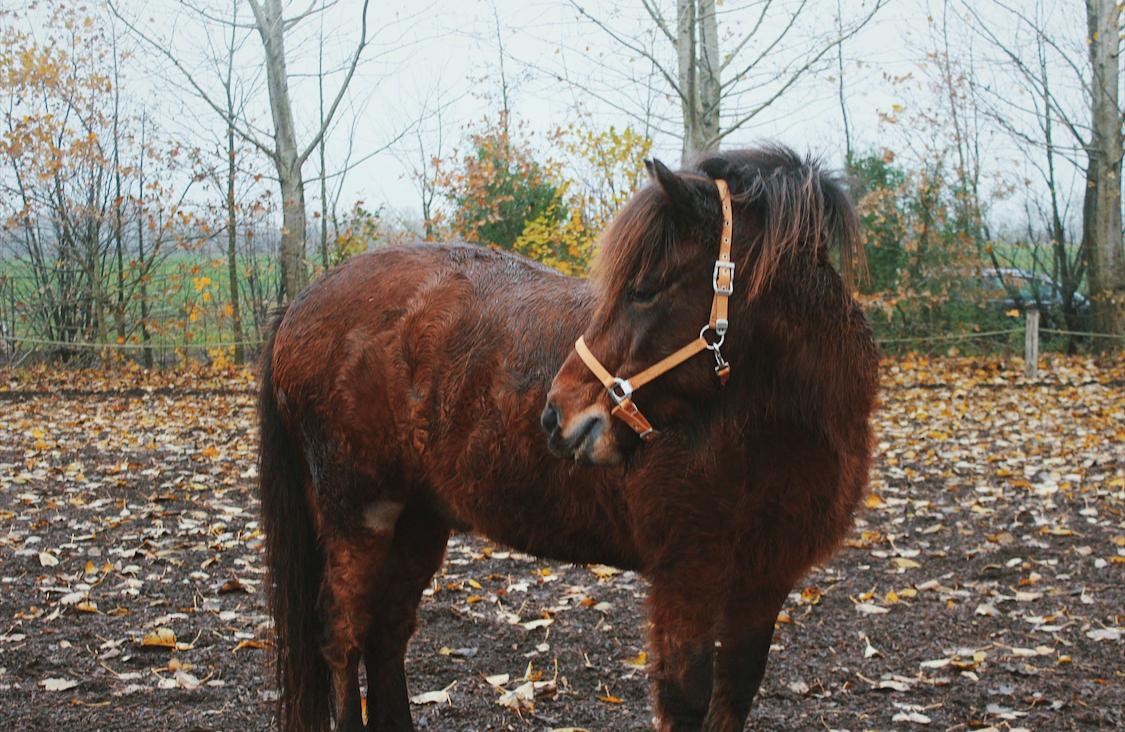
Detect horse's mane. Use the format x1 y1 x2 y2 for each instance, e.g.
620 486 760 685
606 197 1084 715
594 145 864 302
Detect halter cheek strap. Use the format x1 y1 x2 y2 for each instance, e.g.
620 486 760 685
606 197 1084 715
574 178 734 442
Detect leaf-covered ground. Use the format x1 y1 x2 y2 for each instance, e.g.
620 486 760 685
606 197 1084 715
0 356 1122 731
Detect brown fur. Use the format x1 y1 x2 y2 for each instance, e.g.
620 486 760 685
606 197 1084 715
259 146 879 731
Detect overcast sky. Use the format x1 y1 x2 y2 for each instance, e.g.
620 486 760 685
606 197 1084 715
117 0 1089 231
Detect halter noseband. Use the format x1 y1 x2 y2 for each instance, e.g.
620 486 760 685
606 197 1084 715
574 178 734 441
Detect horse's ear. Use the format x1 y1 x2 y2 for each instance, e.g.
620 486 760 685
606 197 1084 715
646 158 696 212
697 156 732 181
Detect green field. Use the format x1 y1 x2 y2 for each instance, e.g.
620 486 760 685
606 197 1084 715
0 254 282 363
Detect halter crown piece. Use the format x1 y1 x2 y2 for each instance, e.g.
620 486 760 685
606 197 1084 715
574 178 734 441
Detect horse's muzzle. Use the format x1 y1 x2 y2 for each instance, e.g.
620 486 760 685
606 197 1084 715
541 403 608 464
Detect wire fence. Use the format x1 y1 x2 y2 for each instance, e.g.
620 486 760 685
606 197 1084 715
1 261 1122 369
0 258 281 367
1041 327 1125 340
874 328 1023 345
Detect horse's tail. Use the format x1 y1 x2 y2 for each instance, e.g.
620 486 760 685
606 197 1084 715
258 309 333 732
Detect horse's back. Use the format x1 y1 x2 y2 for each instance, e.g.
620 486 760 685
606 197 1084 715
268 243 584 473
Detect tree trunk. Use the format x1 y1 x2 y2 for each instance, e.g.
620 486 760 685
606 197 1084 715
278 167 308 300
224 0 245 363
1083 0 1125 340
226 122 244 363
836 0 853 164
113 145 126 345
676 0 698 164
137 116 152 368
256 0 308 300
676 0 720 164
318 138 329 269
112 38 126 346
317 13 330 270
697 0 720 156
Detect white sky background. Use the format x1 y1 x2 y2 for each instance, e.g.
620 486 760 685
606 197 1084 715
108 0 1094 235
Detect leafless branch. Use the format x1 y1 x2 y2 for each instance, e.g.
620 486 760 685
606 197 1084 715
107 1 276 161
711 0 885 147
569 1 685 103
296 0 371 167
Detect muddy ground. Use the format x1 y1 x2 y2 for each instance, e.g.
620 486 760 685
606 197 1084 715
0 357 1122 730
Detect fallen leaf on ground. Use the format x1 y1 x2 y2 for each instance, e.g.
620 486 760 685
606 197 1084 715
40 677 79 691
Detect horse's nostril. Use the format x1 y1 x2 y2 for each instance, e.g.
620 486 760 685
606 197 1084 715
540 403 561 436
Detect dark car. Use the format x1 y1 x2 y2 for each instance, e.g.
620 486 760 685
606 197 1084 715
981 267 1089 328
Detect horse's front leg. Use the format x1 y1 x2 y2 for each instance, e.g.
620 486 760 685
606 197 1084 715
647 582 716 732
700 590 788 732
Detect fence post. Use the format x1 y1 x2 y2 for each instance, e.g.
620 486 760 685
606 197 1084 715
1025 309 1040 378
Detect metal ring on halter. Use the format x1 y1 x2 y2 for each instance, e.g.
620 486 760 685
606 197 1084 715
608 377 634 405
699 324 725 351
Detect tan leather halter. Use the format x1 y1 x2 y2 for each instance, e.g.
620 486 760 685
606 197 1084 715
574 178 734 441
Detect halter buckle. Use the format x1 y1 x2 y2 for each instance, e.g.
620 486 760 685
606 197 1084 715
608 377 634 405
712 260 735 296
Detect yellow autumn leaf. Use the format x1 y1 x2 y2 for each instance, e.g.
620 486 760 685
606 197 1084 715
141 627 177 649
624 651 647 668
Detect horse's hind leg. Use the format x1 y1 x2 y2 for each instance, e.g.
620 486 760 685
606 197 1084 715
321 527 394 731
314 459 406 730
364 503 449 732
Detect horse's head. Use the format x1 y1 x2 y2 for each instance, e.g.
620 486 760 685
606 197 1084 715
541 146 862 466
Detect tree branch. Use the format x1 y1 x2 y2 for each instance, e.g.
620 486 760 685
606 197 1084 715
297 0 371 167
959 1 1089 149
107 2 276 161
720 0 809 93
719 0 775 73
711 0 886 146
640 0 676 45
569 1 685 104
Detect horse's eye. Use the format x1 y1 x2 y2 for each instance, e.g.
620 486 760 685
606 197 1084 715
628 286 659 305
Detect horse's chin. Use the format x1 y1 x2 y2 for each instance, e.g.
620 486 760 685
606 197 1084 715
573 433 625 467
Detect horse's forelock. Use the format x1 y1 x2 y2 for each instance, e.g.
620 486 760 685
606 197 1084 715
695 146 865 298
591 184 677 303
593 146 864 307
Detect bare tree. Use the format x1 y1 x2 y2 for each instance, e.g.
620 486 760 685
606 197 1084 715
393 87 460 241
957 0 1083 340
835 0 854 164
1 4 200 360
1083 0 1124 337
221 0 246 362
110 0 372 300
962 0 1124 339
569 0 888 163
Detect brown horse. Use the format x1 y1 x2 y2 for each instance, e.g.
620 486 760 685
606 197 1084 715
258 146 879 732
